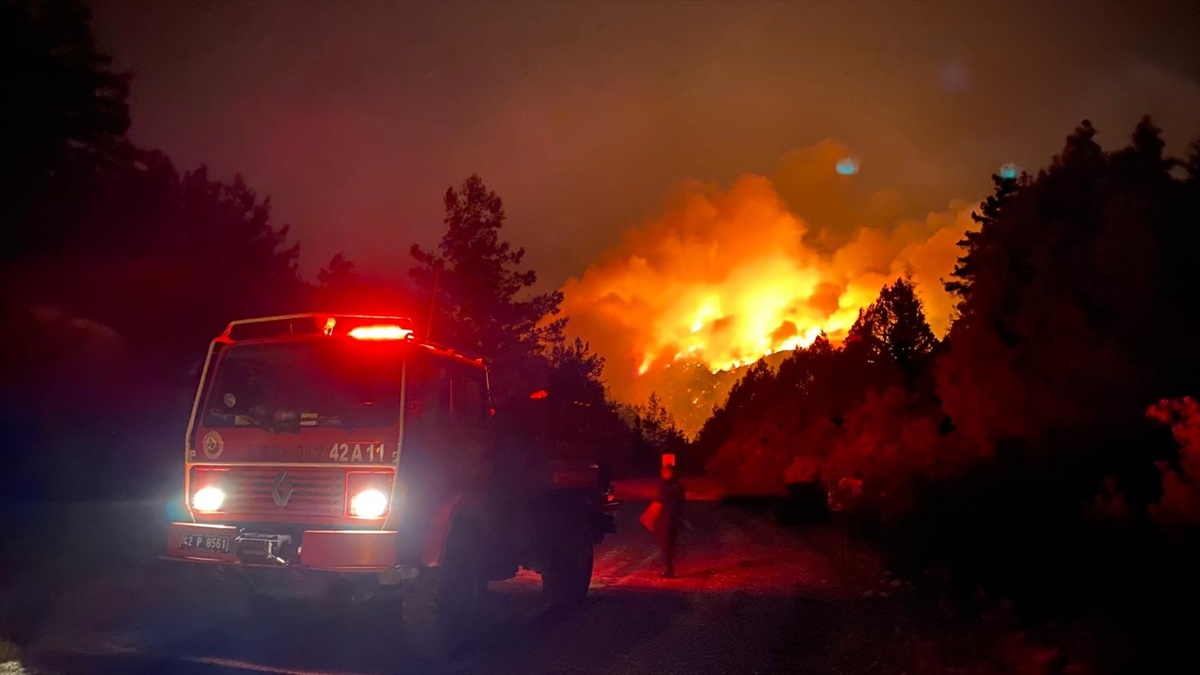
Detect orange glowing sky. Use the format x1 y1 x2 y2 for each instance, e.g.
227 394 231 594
560 140 976 417
92 1 1198 287
91 1 1198 426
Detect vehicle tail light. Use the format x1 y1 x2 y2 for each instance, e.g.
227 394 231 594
346 471 396 519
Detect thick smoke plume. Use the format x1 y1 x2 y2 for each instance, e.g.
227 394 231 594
560 141 978 434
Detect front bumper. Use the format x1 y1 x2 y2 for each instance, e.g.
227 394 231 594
163 521 405 573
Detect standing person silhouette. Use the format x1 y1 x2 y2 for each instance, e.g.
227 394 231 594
656 463 686 578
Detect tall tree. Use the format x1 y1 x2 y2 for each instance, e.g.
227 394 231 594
548 337 607 408
410 175 565 357
1 0 132 261
944 173 1019 300
846 277 937 381
311 252 415 315
317 252 358 291
544 338 635 469
632 392 687 467
75 165 304 360
314 252 364 309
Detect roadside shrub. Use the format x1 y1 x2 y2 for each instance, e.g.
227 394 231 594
1147 396 1200 528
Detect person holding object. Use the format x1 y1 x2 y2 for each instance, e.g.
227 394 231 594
652 462 686 578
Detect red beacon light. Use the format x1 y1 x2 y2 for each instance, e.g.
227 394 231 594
347 324 414 341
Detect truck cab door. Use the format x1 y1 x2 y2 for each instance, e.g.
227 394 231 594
407 357 493 497
456 364 494 490
404 356 493 567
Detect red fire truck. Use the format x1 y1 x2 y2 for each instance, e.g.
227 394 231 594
164 313 616 651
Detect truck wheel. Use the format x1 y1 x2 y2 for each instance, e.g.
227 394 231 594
542 517 594 607
406 524 489 658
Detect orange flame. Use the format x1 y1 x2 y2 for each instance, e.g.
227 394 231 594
560 141 979 434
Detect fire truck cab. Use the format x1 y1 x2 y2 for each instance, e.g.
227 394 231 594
165 313 616 649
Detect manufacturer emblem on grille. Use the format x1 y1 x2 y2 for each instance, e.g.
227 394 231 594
272 471 294 507
202 431 224 459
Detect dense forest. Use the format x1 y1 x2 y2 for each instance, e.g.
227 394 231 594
698 118 1200 527
3 2 1198 667
696 118 1200 669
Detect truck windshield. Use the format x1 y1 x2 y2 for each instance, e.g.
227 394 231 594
201 339 404 431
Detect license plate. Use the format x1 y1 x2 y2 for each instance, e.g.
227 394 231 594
180 533 231 554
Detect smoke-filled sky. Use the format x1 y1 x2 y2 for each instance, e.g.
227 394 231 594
93 0 1198 418
559 140 978 406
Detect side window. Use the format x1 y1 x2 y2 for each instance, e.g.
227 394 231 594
445 361 486 428
406 353 452 423
407 354 487 429
461 366 488 428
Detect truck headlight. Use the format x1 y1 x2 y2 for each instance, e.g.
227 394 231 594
349 489 389 518
192 486 225 512
346 471 394 519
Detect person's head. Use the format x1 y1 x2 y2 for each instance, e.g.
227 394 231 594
660 463 676 481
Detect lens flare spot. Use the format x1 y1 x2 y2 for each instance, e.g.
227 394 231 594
939 62 970 92
1000 163 1018 180
836 158 860 175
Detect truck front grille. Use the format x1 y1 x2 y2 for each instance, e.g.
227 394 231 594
221 466 346 519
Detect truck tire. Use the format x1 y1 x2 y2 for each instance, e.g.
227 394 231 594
542 514 594 607
407 523 490 658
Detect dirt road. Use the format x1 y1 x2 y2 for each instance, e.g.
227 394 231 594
0 483 960 675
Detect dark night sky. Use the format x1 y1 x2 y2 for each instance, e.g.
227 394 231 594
91 0 1199 288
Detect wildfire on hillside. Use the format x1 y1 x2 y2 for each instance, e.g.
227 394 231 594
560 141 980 436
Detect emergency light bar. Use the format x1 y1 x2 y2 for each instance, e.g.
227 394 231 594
218 312 485 363
223 314 416 342
348 325 413 341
